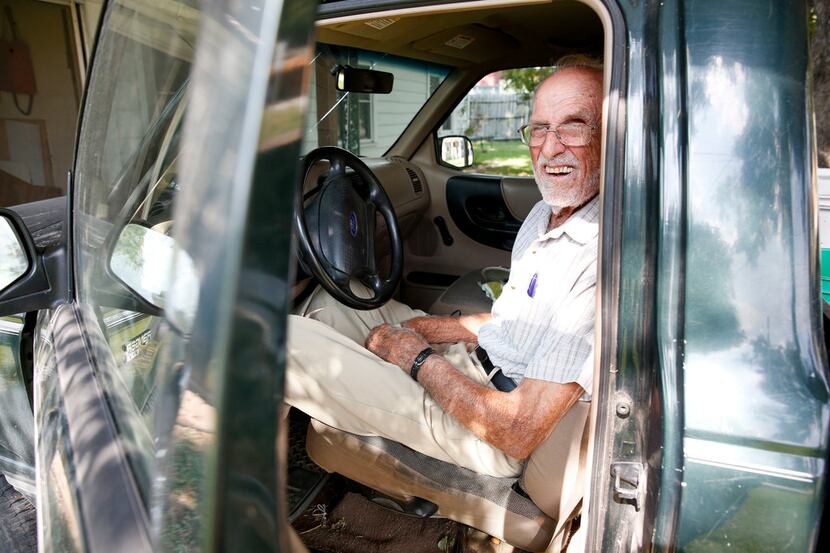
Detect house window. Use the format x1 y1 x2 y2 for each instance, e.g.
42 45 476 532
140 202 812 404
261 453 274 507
357 93 372 140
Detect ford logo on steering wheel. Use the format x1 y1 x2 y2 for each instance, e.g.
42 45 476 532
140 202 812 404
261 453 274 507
348 211 358 237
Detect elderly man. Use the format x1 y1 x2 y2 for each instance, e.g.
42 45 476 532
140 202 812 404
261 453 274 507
286 59 602 478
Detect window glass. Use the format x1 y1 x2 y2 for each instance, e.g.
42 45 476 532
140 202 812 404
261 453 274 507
0 314 34 470
437 68 553 176
302 44 450 157
73 0 197 507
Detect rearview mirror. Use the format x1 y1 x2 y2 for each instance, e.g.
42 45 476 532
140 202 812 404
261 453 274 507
0 215 29 291
438 135 474 169
333 65 394 94
110 224 199 331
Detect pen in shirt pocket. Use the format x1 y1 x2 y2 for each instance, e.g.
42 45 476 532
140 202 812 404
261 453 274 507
527 272 538 297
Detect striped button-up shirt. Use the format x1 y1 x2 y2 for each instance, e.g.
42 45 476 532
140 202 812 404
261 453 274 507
477 196 598 397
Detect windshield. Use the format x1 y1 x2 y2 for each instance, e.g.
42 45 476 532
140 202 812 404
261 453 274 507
302 44 450 157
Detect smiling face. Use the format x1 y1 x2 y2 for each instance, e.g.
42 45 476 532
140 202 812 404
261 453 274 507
529 67 603 212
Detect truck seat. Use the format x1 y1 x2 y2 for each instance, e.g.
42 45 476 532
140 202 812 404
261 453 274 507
305 401 590 552
429 267 509 316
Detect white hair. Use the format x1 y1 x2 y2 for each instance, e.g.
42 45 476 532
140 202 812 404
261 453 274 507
531 54 604 106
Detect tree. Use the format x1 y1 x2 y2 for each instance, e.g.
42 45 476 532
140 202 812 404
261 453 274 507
501 67 552 101
811 0 830 167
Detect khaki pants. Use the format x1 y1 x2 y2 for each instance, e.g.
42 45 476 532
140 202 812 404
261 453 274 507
285 287 523 477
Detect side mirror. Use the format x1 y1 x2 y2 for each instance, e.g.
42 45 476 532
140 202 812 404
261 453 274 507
0 215 29 291
0 204 69 317
110 223 199 332
437 135 474 169
332 65 394 94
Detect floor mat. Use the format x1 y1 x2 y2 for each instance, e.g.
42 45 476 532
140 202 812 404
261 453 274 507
294 492 463 553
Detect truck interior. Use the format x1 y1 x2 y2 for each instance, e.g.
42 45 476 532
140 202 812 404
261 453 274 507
282 2 612 551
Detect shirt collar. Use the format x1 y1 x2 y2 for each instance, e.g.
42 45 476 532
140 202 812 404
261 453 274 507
535 195 600 245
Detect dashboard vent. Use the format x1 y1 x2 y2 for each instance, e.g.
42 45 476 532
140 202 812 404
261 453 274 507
406 168 423 195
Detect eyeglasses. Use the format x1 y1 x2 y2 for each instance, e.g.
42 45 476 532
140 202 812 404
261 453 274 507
518 123 597 147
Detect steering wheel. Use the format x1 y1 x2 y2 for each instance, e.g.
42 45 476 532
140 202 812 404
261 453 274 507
295 146 403 310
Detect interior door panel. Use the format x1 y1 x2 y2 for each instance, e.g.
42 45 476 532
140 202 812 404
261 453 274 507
401 138 540 310
446 175 522 251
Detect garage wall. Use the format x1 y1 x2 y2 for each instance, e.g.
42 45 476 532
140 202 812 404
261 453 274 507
0 0 103 207
0 0 79 205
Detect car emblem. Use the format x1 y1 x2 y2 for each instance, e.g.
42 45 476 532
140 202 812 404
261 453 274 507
349 211 358 237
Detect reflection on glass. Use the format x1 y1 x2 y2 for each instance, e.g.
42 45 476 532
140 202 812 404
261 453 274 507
0 217 28 291
110 224 199 330
158 389 214 550
34 318 84 553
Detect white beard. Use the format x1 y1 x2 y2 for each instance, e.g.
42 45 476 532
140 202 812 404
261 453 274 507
533 152 599 211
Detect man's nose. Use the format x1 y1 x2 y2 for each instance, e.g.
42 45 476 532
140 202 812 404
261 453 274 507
539 130 567 157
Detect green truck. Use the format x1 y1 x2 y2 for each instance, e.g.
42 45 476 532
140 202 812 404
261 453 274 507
0 0 828 551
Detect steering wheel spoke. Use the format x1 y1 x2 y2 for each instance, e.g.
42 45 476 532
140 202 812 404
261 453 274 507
295 146 403 310
331 268 352 288
363 272 383 294
327 150 347 179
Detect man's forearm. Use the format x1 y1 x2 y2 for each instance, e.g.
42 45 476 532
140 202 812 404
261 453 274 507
416 355 580 459
402 313 491 344
416 355 520 454
364 322 583 460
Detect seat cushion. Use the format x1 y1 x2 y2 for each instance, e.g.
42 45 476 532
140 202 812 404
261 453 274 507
429 267 508 315
306 420 556 552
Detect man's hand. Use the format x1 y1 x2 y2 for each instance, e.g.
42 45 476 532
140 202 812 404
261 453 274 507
365 324 430 373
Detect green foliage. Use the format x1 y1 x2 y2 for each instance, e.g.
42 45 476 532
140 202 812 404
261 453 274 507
501 67 552 101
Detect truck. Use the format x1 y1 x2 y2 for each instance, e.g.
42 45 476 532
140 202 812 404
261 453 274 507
0 0 827 551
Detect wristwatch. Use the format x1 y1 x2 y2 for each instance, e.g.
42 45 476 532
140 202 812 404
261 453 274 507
410 347 436 382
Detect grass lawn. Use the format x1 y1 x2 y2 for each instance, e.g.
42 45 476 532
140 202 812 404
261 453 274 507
468 139 533 176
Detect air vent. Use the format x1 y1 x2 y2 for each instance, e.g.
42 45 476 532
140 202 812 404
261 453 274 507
406 167 423 195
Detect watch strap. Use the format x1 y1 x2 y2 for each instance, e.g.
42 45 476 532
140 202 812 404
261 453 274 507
410 347 436 382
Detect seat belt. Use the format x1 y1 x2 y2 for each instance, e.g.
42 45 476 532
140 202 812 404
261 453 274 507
473 345 517 392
